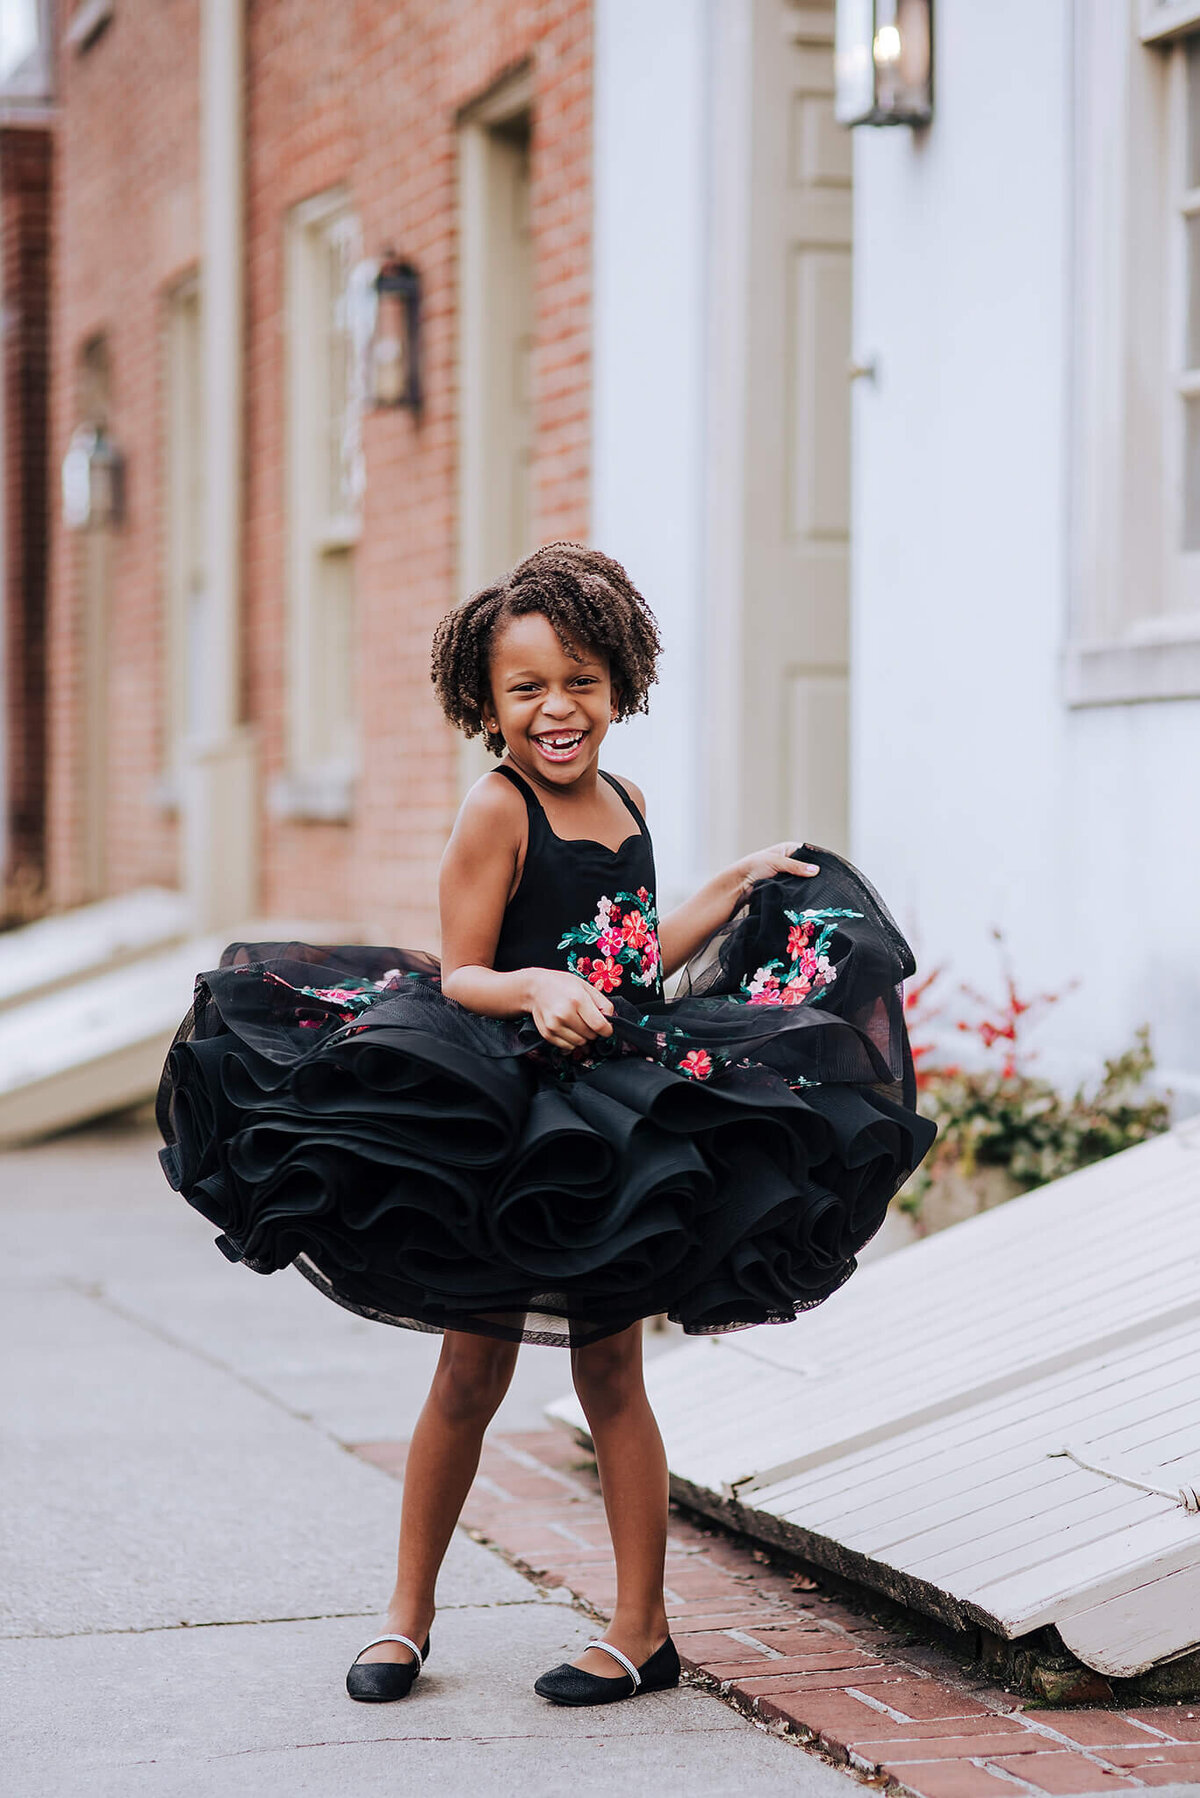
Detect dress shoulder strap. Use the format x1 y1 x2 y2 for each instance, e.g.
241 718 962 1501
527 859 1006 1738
599 771 649 836
491 762 544 818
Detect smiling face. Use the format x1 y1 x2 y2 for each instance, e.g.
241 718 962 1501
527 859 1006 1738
482 610 617 787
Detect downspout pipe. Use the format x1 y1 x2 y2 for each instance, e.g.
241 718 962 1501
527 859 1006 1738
184 0 257 929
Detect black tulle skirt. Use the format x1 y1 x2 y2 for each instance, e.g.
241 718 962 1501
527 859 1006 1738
156 850 936 1346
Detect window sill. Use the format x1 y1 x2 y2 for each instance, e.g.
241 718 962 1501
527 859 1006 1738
1065 633 1200 706
267 766 356 824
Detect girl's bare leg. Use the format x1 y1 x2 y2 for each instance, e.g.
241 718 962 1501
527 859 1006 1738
568 1322 670 1675
358 1329 519 1664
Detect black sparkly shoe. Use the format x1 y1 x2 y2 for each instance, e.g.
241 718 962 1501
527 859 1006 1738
345 1632 430 1702
534 1636 680 1706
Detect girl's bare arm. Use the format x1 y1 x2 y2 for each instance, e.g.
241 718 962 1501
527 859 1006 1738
616 778 819 979
439 779 614 1047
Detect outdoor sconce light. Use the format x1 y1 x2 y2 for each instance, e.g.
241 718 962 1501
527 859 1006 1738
370 250 422 410
61 423 125 530
835 0 933 128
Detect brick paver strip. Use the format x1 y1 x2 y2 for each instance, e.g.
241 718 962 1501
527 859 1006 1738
850 1678 993 1720
860 1733 1065 1762
1103 1744 1200 1768
884 1763 1021 1798
1028 1710 1170 1747
991 1752 1140 1791
756 1687 909 1739
701 1650 885 1679
352 1430 1200 1795
850 1719 1032 1744
1124 1708 1200 1741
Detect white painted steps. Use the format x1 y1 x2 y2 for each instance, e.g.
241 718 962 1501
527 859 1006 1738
0 934 228 1146
0 896 369 1146
0 887 191 1012
547 1122 1200 1678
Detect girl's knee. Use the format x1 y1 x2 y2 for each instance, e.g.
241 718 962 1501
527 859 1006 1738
431 1338 516 1426
571 1329 644 1421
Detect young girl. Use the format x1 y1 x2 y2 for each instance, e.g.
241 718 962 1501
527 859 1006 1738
157 542 934 1710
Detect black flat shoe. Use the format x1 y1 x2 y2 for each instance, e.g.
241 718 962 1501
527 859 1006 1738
534 1636 680 1706
345 1631 430 1702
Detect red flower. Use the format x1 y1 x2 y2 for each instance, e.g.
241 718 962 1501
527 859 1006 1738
576 956 593 977
780 978 811 1006
588 956 623 993
679 1049 712 1080
622 909 649 949
787 923 812 960
636 886 650 902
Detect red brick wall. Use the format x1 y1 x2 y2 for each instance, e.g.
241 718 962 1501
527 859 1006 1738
46 0 594 943
47 1 203 906
1 126 52 923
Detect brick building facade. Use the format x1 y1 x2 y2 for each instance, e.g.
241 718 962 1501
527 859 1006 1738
44 0 593 946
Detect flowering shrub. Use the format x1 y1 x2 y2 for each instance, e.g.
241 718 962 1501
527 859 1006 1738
901 936 1170 1221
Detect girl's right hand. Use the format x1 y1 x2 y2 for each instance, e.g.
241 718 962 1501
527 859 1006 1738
526 969 615 1050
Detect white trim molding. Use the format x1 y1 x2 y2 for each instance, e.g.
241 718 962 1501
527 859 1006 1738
1066 634 1200 704
1141 0 1200 44
1066 0 1200 704
280 187 362 822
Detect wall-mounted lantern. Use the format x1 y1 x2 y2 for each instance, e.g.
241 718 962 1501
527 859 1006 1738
370 251 422 411
835 0 933 128
61 424 125 530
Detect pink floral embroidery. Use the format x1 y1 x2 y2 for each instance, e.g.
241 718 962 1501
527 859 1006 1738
740 907 862 1008
744 970 782 1005
558 889 662 993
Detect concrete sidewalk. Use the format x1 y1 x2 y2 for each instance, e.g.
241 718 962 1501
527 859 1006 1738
0 1117 858 1797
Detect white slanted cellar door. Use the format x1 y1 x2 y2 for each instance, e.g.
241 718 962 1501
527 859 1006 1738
548 1124 1200 1679
713 1 852 859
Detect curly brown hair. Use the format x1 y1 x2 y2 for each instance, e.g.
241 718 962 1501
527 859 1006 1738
430 542 662 756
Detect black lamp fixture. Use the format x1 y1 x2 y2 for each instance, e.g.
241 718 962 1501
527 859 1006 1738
835 0 933 128
370 250 422 411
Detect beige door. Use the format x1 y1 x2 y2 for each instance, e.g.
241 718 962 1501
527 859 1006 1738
737 2 852 855
458 73 535 792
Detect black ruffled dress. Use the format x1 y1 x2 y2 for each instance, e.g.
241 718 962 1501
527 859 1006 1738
157 765 935 1346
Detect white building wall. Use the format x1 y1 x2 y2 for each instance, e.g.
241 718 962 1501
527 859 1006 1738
851 0 1200 1101
590 0 709 908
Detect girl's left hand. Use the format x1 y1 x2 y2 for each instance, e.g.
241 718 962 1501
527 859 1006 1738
734 843 820 899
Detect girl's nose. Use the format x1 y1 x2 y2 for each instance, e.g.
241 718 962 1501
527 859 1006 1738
540 694 575 719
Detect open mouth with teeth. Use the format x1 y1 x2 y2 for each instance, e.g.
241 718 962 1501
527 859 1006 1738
531 729 588 763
